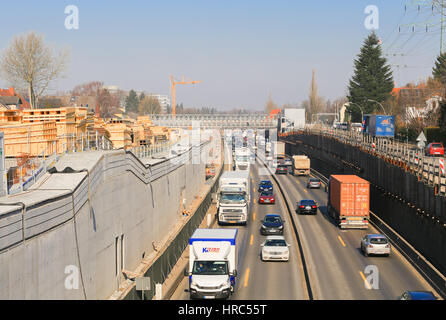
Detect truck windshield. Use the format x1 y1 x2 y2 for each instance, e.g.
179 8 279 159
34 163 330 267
192 261 228 275
236 155 249 162
220 193 246 204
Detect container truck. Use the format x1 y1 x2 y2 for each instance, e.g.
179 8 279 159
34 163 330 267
292 155 310 176
184 228 238 299
217 171 250 225
327 175 370 229
362 115 395 138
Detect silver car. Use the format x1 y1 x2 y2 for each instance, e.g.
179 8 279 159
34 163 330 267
260 236 290 262
360 234 391 257
306 178 321 189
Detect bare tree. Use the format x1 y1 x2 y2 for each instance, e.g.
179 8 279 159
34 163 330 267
265 92 276 113
71 81 104 96
97 88 121 118
0 32 70 108
138 96 161 115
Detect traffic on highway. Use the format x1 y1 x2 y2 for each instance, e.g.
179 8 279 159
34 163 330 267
170 130 440 301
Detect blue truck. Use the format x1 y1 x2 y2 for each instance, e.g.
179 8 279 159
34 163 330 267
362 115 395 138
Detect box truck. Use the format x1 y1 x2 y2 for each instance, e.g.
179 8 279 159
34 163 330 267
184 228 238 299
327 175 370 229
234 147 250 171
272 141 286 160
292 155 310 176
217 171 250 225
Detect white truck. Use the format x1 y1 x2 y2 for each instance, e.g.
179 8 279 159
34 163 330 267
234 147 250 170
184 228 238 300
272 141 286 162
217 171 250 225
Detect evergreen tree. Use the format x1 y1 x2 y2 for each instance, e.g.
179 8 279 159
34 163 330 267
432 52 446 86
125 89 139 113
438 100 446 142
347 32 394 122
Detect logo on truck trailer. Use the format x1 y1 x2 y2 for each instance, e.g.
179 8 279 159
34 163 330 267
202 247 221 253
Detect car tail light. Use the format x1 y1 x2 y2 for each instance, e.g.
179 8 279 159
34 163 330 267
312 205 317 208
299 205 304 208
385 244 390 248
368 244 373 248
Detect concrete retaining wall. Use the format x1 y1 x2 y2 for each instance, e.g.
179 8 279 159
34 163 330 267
0 141 212 299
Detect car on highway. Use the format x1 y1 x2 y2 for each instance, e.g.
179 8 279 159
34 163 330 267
260 214 284 235
296 199 318 215
398 291 438 300
258 190 275 204
275 164 288 174
260 236 290 261
306 177 321 189
360 234 391 257
284 157 292 166
258 180 273 192
424 142 444 157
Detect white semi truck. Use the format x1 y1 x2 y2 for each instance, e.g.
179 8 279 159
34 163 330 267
217 171 250 225
184 228 238 299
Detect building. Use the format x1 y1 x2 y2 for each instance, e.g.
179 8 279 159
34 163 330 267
278 108 306 133
0 87 31 109
392 84 443 121
136 92 171 114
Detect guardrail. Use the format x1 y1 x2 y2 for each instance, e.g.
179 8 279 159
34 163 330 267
282 125 446 196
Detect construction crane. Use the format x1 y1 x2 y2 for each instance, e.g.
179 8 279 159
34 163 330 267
169 75 202 115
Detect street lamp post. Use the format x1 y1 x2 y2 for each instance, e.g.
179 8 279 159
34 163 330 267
367 99 386 115
347 102 364 122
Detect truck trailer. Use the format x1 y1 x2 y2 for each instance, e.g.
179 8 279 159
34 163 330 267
272 141 286 160
327 175 370 229
362 115 395 138
292 155 310 176
217 170 250 225
184 228 238 299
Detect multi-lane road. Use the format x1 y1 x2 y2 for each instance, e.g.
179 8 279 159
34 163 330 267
171 158 438 300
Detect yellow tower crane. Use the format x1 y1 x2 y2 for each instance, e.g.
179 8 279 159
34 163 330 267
169 75 202 115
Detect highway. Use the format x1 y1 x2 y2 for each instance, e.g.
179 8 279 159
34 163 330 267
170 157 438 300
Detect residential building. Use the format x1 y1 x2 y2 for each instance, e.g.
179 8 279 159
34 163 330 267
0 87 31 109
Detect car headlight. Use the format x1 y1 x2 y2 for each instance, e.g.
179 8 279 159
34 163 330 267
278 225 283 229
191 282 198 288
261 225 266 229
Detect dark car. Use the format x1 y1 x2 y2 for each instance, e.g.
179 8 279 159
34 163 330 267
398 291 437 300
259 190 275 204
258 180 273 192
306 178 321 189
260 214 284 235
275 165 288 174
296 199 317 215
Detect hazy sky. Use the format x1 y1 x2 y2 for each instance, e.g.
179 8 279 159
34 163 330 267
0 0 441 110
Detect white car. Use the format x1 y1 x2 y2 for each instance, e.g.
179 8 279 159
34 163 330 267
260 236 290 262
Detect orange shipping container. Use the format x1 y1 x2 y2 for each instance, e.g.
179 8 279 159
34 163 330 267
329 175 370 217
